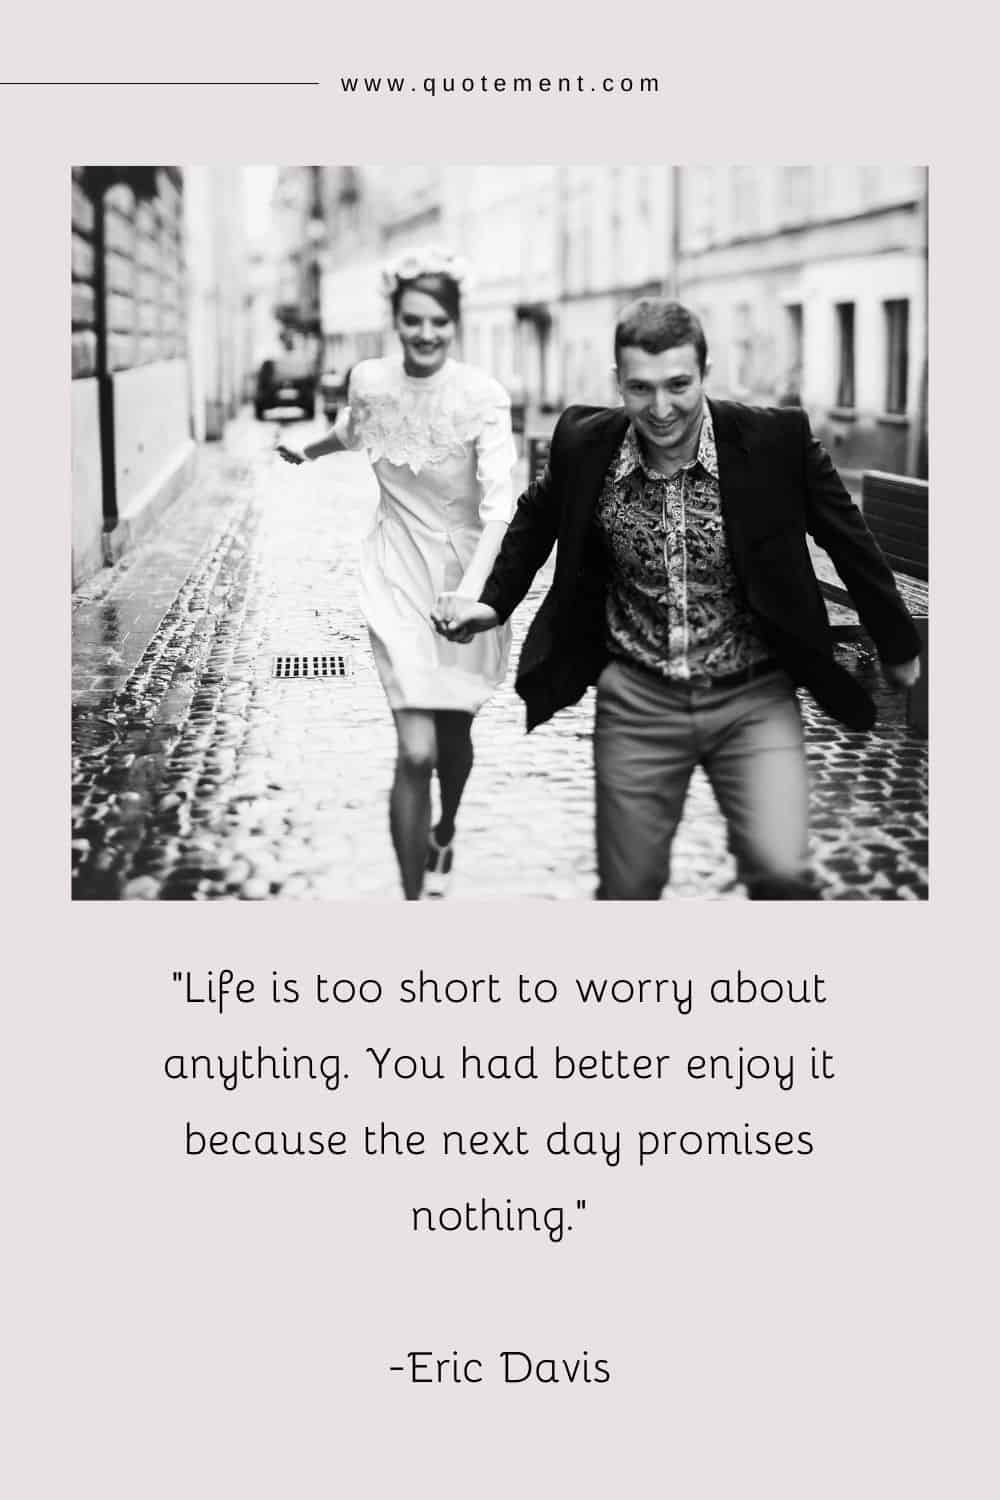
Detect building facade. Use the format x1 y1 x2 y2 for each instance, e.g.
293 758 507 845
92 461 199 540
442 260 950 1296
555 166 677 408
71 166 196 587
184 166 251 441
72 165 259 588
316 166 445 373
271 166 324 333
281 164 928 476
442 166 560 411
678 166 927 475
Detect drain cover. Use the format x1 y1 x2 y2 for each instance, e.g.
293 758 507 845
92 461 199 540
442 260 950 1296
272 653 354 680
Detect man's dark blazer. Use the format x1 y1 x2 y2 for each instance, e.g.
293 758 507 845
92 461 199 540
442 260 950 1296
479 399 923 733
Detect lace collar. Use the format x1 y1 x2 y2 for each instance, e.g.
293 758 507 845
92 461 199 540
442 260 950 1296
350 358 502 474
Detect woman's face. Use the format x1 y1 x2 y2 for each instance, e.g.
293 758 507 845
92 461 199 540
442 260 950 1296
395 288 456 376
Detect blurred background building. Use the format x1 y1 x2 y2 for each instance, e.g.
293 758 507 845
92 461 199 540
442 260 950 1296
71 166 197 586
292 163 926 467
185 166 251 442
71 165 251 585
72 163 928 588
679 166 928 477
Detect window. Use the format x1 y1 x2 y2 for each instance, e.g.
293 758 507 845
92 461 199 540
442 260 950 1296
734 302 753 389
695 306 719 381
636 168 651 222
731 168 759 236
563 342 576 400
884 299 909 414
581 340 597 401
687 168 715 250
492 324 506 383
782 166 814 223
784 303 803 400
835 302 855 409
609 169 623 281
580 189 593 289
860 166 882 204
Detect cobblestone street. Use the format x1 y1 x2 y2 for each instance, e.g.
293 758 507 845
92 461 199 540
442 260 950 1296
71 415 928 901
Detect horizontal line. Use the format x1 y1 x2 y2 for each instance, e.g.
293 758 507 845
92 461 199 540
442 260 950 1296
0 80 320 86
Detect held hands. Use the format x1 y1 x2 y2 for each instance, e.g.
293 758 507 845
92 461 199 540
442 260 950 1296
882 656 921 689
431 592 499 644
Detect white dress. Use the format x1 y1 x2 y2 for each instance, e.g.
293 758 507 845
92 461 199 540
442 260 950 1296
334 356 517 712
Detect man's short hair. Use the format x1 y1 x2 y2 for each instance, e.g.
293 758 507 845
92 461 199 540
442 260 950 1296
614 298 708 375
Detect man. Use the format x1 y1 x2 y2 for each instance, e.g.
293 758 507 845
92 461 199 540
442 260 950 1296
432 300 922 899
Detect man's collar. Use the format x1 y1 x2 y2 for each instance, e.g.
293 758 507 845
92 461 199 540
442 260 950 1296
694 402 718 478
616 402 718 483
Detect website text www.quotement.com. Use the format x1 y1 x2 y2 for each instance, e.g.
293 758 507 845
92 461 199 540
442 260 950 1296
340 73 661 98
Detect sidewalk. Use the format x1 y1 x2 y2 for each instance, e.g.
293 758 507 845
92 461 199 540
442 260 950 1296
72 412 928 900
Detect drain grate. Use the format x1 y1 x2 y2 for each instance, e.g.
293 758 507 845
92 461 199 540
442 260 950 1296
272 652 354 680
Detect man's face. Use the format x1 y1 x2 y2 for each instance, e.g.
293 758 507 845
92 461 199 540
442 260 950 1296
616 343 707 461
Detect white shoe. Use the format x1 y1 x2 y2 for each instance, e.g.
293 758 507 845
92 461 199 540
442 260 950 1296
424 832 454 898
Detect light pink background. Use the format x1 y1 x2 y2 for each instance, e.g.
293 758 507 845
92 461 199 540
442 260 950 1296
4 7 995 1496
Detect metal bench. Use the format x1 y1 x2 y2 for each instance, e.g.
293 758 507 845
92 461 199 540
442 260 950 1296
818 472 928 731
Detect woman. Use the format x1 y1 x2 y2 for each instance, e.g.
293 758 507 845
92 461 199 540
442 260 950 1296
277 249 516 900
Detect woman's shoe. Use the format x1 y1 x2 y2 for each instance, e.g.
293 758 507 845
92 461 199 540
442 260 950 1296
424 831 454 898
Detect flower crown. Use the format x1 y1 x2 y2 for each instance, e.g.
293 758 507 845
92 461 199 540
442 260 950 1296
379 246 471 298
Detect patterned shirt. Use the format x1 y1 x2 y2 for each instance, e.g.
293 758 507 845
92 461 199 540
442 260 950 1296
595 404 769 680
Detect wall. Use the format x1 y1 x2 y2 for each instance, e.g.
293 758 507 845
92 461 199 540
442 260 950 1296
103 172 187 370
556 167 674 409
71 167 196 587
71 171 102 587
185 167 251 439
677 167 927 474
309 164 926 474
320 257 387 367
799 249 925 473
71 380 103 586
447 166 560 405
113 360 194 517
558 292 621 407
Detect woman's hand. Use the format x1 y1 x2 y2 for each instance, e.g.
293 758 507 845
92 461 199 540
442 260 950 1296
431 593 499 644
882 655 921 689
275 443 307 465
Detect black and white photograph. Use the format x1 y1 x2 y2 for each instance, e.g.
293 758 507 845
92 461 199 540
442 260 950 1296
71 164 929 901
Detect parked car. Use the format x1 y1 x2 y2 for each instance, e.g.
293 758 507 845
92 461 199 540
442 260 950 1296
254 348 317 421
318 365 352 423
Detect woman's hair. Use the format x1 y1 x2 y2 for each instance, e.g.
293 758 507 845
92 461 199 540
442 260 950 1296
390 272 462 325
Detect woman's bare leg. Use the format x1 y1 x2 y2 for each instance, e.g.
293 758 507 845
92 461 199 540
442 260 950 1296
390 710 437 900
433 711 475 847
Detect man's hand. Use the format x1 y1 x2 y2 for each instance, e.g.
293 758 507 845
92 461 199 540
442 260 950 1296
275 443 307 465
882 655 921 689
431 593 499 644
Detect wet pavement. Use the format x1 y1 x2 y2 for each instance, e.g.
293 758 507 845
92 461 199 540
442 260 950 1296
72 413 928 901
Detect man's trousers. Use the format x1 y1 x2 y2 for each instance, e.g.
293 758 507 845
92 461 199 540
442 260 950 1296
593 658 815 900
